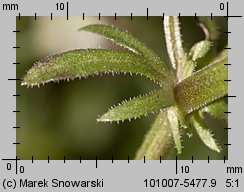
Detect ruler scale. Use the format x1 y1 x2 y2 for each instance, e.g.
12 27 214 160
0 0 243 191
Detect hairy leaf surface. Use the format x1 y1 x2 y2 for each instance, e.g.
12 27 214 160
22 49 171 86
164 16 187 81
80 24 163 64
80 24 172 84
175 56 228 114
182 60 195 79
191 112 221 152
189 40 212 61
167 106 182 154
21 21 228 159
97 88 175 122
134 111 173 160
186 40 212 77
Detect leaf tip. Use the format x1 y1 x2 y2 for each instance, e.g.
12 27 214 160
96 115 111 123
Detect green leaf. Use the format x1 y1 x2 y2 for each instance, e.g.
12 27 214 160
80 24 173 85
22 49 171 87
167 106 182 154
191 112 221 153
198 17 219 41
134 110 173 160
175 55 228 114
186 40 212 77
97 88 175 122
164 16 187 81
182 60 195 79
189 40 212 61
202 99 228 120
80 24 162 63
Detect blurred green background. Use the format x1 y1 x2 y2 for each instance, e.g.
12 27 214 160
17 16 227 160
